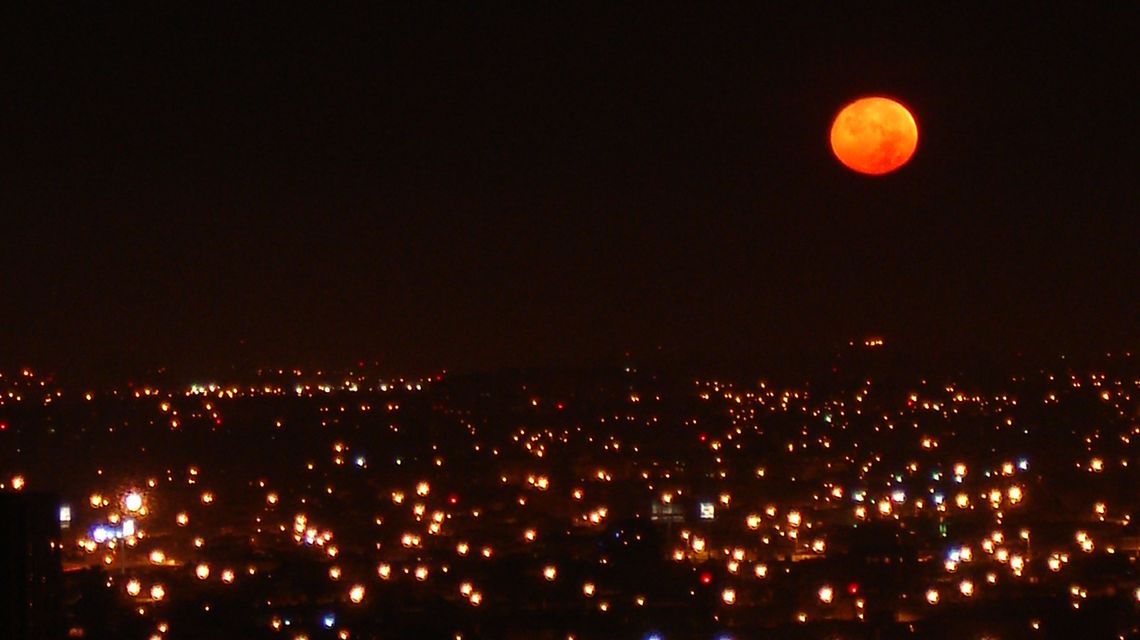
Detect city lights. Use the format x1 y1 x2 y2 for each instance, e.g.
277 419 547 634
2 347 1137 639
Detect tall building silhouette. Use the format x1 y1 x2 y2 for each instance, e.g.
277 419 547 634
0 492 64 640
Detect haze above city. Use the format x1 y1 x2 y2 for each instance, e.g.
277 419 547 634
4 4 1136 381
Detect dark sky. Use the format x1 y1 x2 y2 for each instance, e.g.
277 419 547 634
2 4 1137 379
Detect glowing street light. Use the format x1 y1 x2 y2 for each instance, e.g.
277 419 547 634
124 492 144 513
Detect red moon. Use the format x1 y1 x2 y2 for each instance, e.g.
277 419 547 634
830 97 918 175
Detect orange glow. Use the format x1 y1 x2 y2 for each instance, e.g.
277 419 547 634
830 96 918 175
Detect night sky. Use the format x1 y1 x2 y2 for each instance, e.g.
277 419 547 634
3 4 1137 380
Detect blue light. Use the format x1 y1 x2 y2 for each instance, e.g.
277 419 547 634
322 614 335 629
645 633 664 640
1018 458 1029 471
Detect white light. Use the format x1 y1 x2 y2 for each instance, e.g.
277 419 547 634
124 492 144 513
699 502 716 520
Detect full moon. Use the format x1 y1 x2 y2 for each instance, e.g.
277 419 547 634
830 96 918 175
